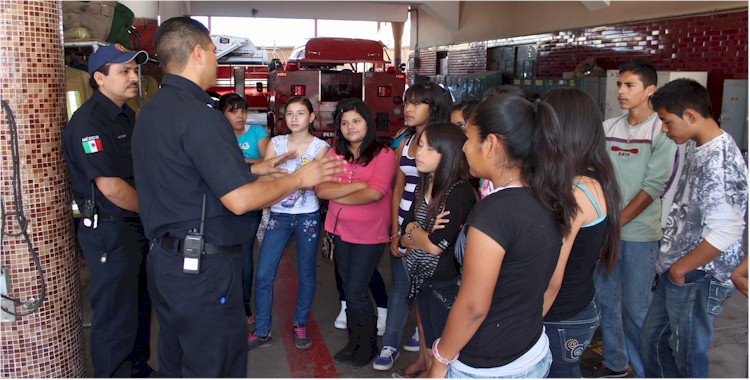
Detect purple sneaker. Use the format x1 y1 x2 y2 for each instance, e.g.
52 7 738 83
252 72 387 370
402 329 419 352
373 346 399 371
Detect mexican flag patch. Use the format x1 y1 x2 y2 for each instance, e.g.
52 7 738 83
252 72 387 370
82 136 103 154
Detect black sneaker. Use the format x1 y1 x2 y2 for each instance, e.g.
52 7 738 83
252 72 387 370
584 362 629 378
293 324 312 349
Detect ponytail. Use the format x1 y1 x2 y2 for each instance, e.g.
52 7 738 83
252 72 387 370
470 94 578 236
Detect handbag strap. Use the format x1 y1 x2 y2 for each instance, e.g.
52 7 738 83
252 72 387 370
331 205 343 234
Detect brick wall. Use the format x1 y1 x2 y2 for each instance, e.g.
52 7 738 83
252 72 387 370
413 10 747 110
446 42 487 75
414 50 437 76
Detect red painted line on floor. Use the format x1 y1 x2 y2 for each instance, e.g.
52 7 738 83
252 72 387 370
273 250 339 378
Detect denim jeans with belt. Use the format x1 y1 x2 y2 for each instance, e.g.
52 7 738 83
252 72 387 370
640 270 734 378
544 300 600 378
253 211 320 336
333 235 384 326
594 240 659 376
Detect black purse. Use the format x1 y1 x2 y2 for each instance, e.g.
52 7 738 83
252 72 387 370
321 205 343 261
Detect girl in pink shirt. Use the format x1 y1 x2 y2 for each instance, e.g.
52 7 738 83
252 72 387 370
316 98 396 369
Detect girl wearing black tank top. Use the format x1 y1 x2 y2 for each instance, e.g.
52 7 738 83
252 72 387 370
541 89 622 378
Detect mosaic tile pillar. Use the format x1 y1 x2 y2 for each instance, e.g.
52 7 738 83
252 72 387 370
0 1 85 377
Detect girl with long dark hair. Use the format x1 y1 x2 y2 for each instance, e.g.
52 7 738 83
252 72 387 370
541 88 622 377
316 98 396 368
377 82 454 375
398 122 477 371
427 94 578 378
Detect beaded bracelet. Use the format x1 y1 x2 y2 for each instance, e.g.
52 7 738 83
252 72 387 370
406 224 419 242
432 337 459 365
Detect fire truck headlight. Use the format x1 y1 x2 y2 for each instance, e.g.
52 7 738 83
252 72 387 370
378 86 392 97
392 95 402 105
393 107 402 116
291 85 306 96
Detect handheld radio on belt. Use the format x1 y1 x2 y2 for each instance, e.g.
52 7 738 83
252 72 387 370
82 182 98 229
182 194 206 274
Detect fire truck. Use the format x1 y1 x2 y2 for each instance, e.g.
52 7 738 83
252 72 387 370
207 35 281 121
267 37 406 139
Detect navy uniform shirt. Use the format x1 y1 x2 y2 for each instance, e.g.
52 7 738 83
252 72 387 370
62 90 139 218
132 74 255 246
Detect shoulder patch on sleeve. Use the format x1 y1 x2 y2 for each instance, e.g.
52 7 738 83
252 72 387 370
81 135 103 154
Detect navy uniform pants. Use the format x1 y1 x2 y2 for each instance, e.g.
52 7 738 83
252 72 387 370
147 242 247 377
78 219 150 377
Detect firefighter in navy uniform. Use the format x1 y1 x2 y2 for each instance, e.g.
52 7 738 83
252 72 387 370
61 44 152 378
131 17 345 377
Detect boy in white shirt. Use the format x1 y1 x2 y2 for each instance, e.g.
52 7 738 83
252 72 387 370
641 78 748 378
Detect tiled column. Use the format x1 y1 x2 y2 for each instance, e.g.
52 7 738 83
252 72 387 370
0 1 85 377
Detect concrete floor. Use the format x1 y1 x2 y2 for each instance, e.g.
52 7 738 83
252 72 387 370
82 239 749 378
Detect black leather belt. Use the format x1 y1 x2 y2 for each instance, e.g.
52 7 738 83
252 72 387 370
98 212 142 223
157 235 242 255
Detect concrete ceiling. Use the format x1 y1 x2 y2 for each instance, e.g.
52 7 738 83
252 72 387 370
126 1 747 49
150 1 611 28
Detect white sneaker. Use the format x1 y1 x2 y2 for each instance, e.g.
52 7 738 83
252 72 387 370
334 301 347 329
377 307 387 336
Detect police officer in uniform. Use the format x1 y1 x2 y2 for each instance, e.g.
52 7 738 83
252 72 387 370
61 44 152 377
131 17 345 377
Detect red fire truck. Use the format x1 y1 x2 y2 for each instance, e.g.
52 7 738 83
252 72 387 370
267 37 406 139
206 35 281 116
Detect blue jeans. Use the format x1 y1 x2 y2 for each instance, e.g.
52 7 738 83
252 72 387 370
544 300 600 378
253 211 320 336
242 211 261 316
594 240 658 377
333 235 384 326
640 270 734 377
383 255 411 349
446 349 552 378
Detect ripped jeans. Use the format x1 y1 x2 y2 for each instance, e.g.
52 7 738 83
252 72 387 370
253 211 321 336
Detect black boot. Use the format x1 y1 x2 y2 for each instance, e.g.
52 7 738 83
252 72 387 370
333 310 358 363
347 321 379 369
